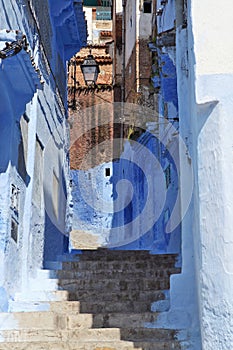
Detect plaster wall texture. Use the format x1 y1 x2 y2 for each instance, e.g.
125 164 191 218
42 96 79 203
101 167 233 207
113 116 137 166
172 0 233 348
185 1 233 347
0 0 86 310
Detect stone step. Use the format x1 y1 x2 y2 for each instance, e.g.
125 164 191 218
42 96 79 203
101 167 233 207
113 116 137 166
68 289 167 303
51 267 180 280
90 312 159 328
9 301 82 313
120 327 179 342
78 300 154 313
58 278 170 292
8 301 51 312
68 250 178 261
0 342 131 350
61 260 177 271
0 327 180 344
0 311 93 331
0 328 121 342
28 278 59 291
0 340 182 350
49 301 82 313
13 290 69 302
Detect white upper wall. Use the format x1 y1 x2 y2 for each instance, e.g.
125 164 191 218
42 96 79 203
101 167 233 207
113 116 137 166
192 0 233 76
125 0 137 65
84 7 93 42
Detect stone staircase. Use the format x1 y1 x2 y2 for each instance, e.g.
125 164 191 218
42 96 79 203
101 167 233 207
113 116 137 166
0 249 183 349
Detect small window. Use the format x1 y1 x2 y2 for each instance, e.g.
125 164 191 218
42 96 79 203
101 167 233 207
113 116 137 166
11 218 18 243
10 184 20 212
105 168 110 177
143 1 152 13
165 164 171 188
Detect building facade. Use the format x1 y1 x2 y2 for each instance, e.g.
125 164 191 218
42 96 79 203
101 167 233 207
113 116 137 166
0 0 86 311
68 2 115 248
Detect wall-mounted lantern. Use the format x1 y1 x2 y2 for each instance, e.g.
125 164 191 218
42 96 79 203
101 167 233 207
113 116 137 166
80 51 100 86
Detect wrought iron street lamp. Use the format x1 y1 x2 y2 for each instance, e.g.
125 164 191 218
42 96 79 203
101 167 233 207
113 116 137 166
80 51 100 86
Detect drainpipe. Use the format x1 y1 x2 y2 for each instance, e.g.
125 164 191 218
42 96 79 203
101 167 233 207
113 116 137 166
120 0 126 150
121 0 126 104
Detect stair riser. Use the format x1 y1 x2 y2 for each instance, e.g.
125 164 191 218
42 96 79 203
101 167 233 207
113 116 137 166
120 328 178 341
0 313 93 331
90 312 159 328
58 280 170 291
79 302 153 313
53 268 180 280
68 290 166 302
0 329 121 342
61 261 177 271
66 251 178 261
0 328 178 342
0 341 181 350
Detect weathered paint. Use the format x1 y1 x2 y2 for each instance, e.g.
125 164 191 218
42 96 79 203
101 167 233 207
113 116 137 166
0 0 86 310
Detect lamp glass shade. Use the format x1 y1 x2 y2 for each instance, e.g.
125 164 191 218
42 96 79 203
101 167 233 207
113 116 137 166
81 54 100 85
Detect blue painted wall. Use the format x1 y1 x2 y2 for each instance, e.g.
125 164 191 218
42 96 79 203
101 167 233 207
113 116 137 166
0 0 86 310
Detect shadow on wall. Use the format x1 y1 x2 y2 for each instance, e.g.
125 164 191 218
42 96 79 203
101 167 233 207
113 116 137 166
43 165 69 264
108 134 181 253
43 212 69 265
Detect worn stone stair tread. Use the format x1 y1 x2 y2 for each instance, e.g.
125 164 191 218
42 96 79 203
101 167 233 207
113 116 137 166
0 341 181 350
0 311 94 330
0 340 140 350
0 342 181 350
53 268 180 280
70 250 178 259
68 289 167 302
130 340 182 350
90 312 159 327
119 327 179 341
77 300 155 313
0 311 61 330
58 278 170 292
61 260 178 271
0 328 122 342
14 290 69 302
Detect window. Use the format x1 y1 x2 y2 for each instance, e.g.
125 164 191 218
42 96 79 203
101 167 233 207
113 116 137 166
105 167 110 177
143 1 152 13
17 114 29 182
10 184 20 243
165 164 171 188
32 137 44 209
11 218 18 243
